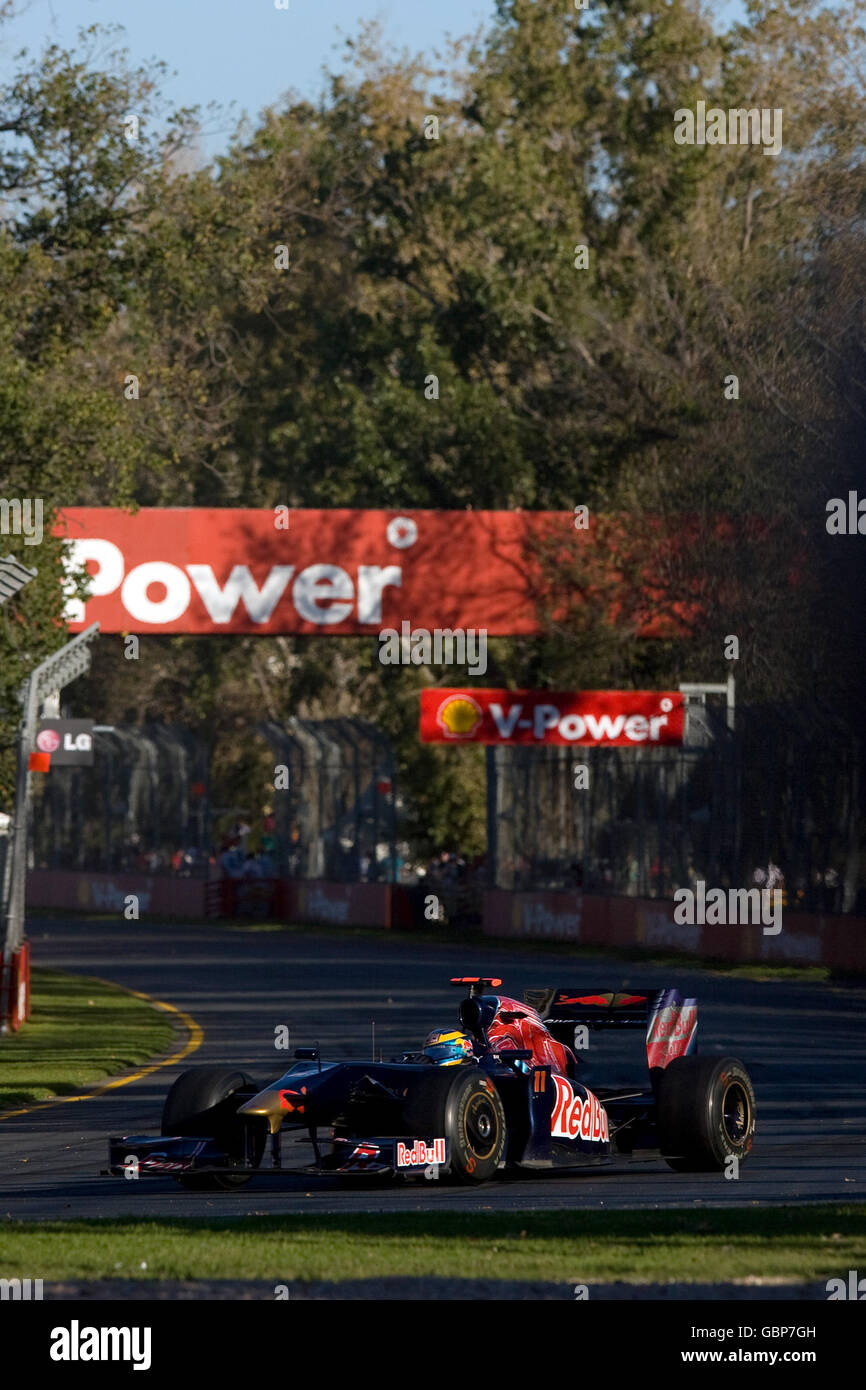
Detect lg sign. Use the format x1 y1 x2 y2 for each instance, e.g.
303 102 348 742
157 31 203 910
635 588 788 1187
35 720 95 766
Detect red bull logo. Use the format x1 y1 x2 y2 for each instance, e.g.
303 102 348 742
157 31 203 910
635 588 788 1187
550 1077 609 1143
395 1138 446 1167
646 999 697 1069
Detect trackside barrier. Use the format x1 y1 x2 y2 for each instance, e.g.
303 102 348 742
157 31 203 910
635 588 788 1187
390 884 480 930
25 871 392 928
21 870 866 970
482 890 866 972
26 870 208 917
213 878 278 919
201 878 391 926
0 942 30 1031
290 880 391 929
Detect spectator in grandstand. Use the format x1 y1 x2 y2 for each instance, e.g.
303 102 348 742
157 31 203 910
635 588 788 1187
468 852 488 887
446 852 466 884
425 850 450 883
219 838 246 879
822 866 841 912
340 841 361 881
626 853 639 896
122 833 143 871
285 823 302 876
231 818 251 850
241 851 264 880
385 845 406 883
751 859 787 907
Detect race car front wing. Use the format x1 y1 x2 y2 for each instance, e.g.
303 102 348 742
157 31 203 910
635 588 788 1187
107 1132 451 1180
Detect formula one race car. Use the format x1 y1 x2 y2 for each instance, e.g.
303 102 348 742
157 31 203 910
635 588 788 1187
108 978 756 1187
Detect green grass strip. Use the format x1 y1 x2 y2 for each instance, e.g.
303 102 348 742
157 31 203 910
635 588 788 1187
0 1207 862 1284
0 969 175 1111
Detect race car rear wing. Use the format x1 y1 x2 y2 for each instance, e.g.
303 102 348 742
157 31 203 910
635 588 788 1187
525 988 654 1028
524 987 698 1071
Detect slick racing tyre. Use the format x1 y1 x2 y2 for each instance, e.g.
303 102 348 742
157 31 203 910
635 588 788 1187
657 1055 756 1173
401 1065 507 1183
161 1065 266 1190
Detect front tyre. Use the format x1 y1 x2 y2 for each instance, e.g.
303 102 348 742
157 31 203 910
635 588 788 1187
400 1066 507 1183
657 1055 756 1173
447 1070 507 1182
161 1065 265 1190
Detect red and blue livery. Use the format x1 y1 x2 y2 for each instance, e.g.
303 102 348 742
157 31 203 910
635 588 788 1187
108 977 755 1187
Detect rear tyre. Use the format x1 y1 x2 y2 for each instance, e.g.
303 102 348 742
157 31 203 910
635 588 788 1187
657 1055 756 1173
400 1066 506 1183
161 1065 265 1190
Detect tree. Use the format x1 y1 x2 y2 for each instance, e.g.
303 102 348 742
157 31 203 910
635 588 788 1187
0 25 199 796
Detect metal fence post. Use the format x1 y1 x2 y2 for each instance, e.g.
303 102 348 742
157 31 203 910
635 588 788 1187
485 746 497 889
0 623 99 1032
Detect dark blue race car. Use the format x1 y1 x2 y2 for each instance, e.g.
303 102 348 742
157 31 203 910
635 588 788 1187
108 977 756 1187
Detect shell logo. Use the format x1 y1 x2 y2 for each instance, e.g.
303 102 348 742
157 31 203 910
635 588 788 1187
436 693 483 739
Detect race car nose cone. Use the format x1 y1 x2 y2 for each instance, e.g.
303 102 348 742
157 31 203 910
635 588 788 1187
238 1088 293 1134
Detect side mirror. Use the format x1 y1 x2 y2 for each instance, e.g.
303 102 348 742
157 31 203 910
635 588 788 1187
494 1048 533 1066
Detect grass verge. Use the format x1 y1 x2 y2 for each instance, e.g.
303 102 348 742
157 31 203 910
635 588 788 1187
0 969 176 1111
0 1207 862 1284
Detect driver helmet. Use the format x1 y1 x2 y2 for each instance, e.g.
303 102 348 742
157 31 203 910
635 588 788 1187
423 1029 474 1066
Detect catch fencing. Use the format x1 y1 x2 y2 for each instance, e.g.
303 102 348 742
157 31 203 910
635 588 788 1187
257 719 397 881
488 703 864 914
23 706 864 919
28 718 398 892
31 725 210 876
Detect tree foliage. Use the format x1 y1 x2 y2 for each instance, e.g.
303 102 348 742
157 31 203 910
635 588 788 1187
1 3 865 856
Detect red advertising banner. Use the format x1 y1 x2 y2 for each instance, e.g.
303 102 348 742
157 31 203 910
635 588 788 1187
55 508 569 635
419 689 685 745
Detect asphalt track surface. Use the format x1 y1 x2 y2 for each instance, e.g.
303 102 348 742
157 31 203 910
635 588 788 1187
1 917 865 1217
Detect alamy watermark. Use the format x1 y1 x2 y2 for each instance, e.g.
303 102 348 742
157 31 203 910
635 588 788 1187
674 101 782 157
1 1276 43 1299
674 881 782 935
378 622 487 676
0 497 43 545
826 1270 866 1299
826 492 866 535
49 1324 152 1371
